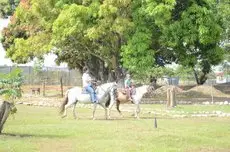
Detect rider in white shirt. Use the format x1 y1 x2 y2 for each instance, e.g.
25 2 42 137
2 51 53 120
82 67 98 103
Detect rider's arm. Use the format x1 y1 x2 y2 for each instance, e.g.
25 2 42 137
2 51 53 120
85 73 92 83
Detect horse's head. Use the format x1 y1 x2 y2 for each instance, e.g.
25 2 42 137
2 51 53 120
147 85 155 93
135 84 153 96
148 81 156 92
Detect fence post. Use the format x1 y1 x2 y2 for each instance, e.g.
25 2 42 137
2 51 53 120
68 70 71 86
43 79 46 97
211 82 214 103
60 77 63 97
167 86 177 108
170 87 176 107
167 88 171 107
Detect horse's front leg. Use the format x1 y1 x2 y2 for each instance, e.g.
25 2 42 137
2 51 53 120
92 103 97 120
106 99 116 119
135 103 140 119
97 103 107 120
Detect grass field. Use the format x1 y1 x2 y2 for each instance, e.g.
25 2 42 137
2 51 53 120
0 105 230 152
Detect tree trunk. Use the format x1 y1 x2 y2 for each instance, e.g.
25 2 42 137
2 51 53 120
193 69 208 85
0 101 11 134
86 57 109 83
193 69 200 84
199 73 208 85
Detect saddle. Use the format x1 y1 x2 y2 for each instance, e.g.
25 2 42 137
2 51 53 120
82 88 88 94
121 89 127 95
119 87 136 95
82 81 98 94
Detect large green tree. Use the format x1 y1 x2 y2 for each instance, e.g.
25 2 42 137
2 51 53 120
122 0 175 80
1 0 59 63
121 0 225 84
52 0 134 81
160 0 224 84
2 0 133 81
1 0 228 84
0 0 19 17
216 0 230 51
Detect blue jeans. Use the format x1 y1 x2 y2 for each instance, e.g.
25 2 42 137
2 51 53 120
85 84 97 103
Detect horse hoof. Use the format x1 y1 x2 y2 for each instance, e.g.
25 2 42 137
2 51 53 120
61 115 66 118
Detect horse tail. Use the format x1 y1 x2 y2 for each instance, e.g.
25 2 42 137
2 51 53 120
59 90 69 114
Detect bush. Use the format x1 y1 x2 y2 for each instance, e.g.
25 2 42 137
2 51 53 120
0 68 23 114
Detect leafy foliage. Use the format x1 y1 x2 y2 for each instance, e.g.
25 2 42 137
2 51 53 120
0 0 19 17
159 1 224 84
1 0 228 84
0 68 23 105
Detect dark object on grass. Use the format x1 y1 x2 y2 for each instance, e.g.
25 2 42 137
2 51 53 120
154 117 157 128
0 101 15 133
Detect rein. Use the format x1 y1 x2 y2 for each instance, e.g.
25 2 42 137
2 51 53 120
96 82 116 93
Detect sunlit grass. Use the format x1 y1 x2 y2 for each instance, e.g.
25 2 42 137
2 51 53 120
140 104 230 113
0 105 230 152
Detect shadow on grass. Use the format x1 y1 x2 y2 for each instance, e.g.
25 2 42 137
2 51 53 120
0 132 67 138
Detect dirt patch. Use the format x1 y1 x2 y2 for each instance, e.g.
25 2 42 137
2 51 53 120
18 93 63 107
37 140 75 152
187 85 230 98
150 85 230 98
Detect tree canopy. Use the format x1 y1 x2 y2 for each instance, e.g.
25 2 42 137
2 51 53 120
1 0 228 84
0 0 19 17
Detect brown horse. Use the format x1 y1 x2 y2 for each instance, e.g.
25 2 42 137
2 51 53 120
106 84 155 119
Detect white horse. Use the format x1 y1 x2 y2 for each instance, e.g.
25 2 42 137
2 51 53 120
60 82 116 120
105 84 155 119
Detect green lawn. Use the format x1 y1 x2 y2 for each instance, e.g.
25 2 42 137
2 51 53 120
0 105 230 152
140 104 230 113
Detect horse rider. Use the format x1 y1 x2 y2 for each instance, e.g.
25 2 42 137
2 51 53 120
82 67 98 103
124 73 134 101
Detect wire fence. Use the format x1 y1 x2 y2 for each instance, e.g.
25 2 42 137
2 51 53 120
1 66 230 103
0 65 82 86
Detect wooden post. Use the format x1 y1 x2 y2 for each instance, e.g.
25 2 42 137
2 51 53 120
60 77 63 97
43 79 46 97
167 87 177 108
170 87 176 107
0 101 11 134
167 88 171 107
154 117 157 128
